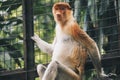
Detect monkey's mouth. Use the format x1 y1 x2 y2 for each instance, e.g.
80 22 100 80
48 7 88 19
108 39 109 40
56 15 63 21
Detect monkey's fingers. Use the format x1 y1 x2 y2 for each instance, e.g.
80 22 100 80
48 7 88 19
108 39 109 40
31 34 41 41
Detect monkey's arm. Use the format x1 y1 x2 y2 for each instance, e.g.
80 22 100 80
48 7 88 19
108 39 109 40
67 22 103 77
31 34 56 55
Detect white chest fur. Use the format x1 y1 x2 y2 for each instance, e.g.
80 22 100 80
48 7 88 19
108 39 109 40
52 24 77 69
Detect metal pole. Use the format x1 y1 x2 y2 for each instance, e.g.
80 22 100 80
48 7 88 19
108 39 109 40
22 0 35 80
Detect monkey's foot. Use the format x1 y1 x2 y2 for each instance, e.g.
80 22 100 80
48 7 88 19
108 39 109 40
93 73 117 80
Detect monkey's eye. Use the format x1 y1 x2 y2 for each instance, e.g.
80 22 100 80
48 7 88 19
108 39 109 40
55 8 59 10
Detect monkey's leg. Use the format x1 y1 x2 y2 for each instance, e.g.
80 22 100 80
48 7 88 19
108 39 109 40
37 64 46 79
42 61 80 80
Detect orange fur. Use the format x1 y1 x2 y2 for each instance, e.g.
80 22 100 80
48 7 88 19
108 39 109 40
53 2 89 79
53 2 102 79
32 2 105 80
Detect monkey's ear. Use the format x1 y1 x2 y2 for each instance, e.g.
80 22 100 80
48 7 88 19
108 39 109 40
67 4 72 10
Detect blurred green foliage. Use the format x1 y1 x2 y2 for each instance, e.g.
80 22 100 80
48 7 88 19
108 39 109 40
0 0 23 70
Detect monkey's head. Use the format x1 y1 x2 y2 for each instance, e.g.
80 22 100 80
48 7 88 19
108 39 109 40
52 2 73 24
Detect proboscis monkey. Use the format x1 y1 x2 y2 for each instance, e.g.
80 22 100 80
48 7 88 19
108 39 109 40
31 2 106 80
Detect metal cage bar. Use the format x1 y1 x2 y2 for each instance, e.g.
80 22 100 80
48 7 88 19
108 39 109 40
22 0 35 80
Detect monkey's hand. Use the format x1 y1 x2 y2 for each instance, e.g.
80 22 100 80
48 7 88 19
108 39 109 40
31 34 53 55
31 34 41 42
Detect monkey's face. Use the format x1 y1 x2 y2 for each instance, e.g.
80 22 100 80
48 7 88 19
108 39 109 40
52 2 72 23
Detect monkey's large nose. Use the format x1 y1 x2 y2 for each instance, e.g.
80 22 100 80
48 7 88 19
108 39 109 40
56 11 61 16
56 13 61 18
56 14 61 17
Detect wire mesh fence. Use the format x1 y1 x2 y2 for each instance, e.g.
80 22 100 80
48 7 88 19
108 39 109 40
33 0 56 65
0 0 120 80
0 0 24 71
